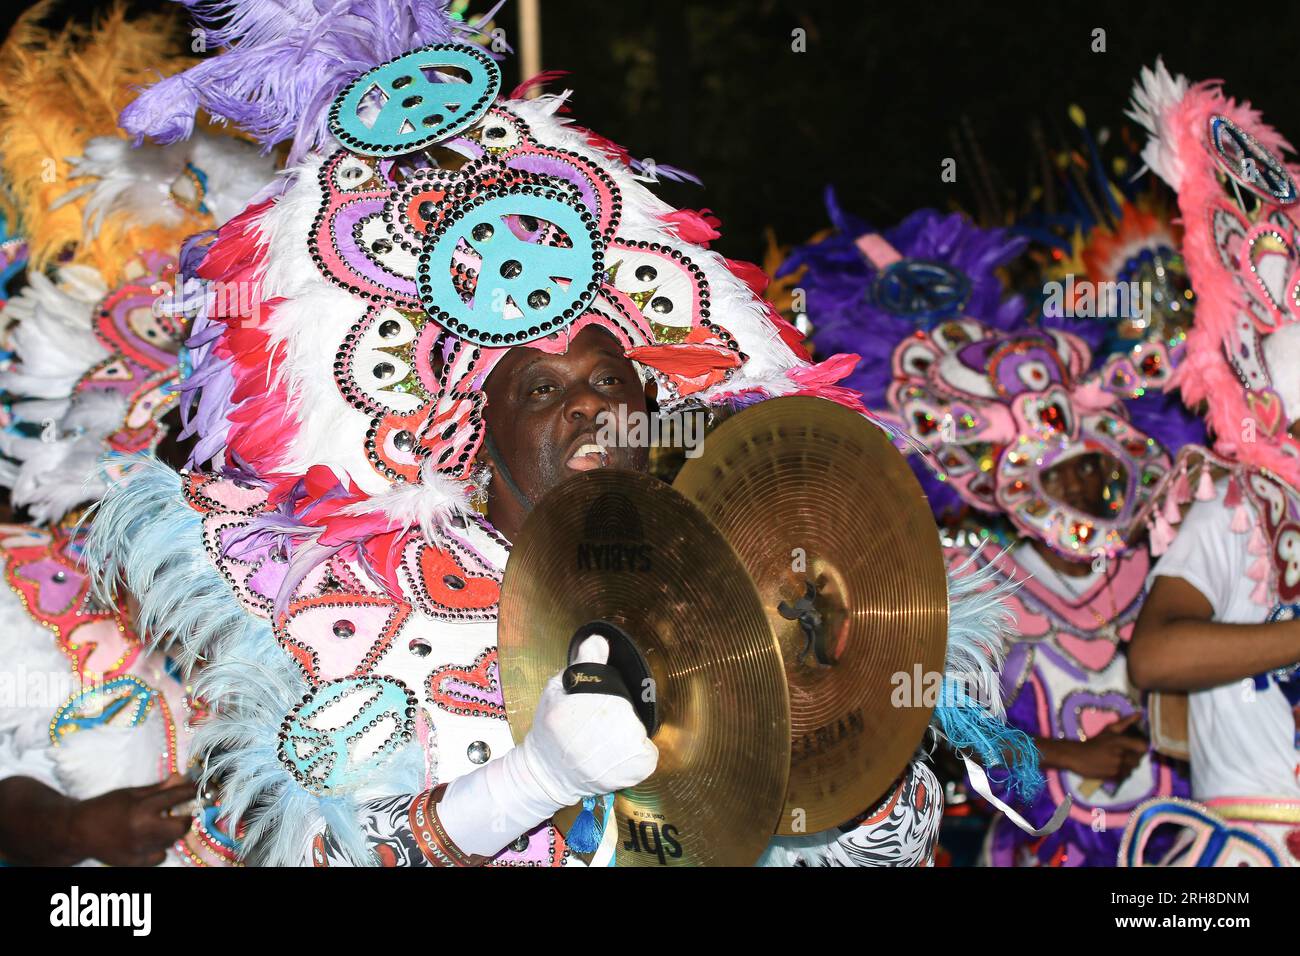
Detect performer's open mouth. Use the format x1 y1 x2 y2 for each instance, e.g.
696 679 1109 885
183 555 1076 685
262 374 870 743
566 441 611 472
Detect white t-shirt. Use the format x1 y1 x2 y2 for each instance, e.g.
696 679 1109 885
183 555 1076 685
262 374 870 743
1012 541 1105 600
1150 480 1300 802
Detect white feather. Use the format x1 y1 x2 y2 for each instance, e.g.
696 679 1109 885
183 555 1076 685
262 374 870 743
255 158 413 491
343 456 474 533
6 390 127 523
57 136 191 237
52 717 173 799
0 269 108 400
1126 58 1191 190
57 129 278 236
185 130 281 226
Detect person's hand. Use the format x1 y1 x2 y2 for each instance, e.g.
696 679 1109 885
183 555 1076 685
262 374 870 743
66 773 195 866
439 635 657 857
517 635 658 806
1064 714 1148 783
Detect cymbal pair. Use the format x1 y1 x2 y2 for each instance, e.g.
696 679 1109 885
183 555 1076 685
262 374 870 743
498 397 949 865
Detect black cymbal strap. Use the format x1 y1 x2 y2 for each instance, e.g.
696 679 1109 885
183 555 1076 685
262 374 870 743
562 662 632 702
565 620 659 736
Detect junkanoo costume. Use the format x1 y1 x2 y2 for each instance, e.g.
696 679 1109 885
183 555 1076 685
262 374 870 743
786 193 1190 865
0 6 274 865
1116 61 1300 866
84 0 1044 867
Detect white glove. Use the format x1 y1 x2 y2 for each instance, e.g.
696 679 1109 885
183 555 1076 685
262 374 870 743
438 634 658 857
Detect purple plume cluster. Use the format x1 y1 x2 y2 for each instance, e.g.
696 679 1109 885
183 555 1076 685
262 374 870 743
121 0 492 163
780 188 1030 518
780 187 1029 410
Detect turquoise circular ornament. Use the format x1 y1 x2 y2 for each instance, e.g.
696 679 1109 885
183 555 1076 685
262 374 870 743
329 44 501 157
418 186 604 346
277 676 417 795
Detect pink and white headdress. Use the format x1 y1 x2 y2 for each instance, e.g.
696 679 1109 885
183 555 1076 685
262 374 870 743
1129 59 1300 490
129 2 852 531
884 321 1170 559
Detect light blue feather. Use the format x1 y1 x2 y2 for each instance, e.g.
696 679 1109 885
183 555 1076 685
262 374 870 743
933 546 1043 798
82 455 424 865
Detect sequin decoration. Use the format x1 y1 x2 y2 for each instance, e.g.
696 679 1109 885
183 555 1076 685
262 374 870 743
277 676 418 795
1209 115 1298 207
417 183 604 346
426 648 506 720
276 592 410 685
50 676 156 743
328 44 501 157
397 536 501 621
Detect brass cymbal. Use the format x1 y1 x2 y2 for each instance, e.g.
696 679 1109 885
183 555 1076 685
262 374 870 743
498 468 791 866
674 396 948 835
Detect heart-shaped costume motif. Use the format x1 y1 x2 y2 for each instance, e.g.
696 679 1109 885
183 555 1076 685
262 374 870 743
426 648 506 720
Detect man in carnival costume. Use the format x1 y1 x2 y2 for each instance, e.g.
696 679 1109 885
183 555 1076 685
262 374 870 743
86 0 1044 867
1119 61 1300 866
0 4 275 865
785 189 1189 866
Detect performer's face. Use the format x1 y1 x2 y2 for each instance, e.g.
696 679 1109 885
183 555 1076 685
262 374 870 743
1039 451 1117 519
482 325 651 536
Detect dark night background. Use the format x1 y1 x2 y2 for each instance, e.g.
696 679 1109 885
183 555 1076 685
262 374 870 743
5 0 1300 262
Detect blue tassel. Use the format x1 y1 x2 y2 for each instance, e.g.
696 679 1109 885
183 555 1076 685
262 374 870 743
936 548 1045 799
936 681 1043 799
565 795 608 854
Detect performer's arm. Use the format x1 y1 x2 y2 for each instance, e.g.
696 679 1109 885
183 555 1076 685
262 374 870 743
311 635 657 866
1031 715 1147 782
1128 575 1300 691
0 774 193 866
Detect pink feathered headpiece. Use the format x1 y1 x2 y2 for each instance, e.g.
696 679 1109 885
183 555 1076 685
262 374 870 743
1129 59 1300 489
881 321 1172 559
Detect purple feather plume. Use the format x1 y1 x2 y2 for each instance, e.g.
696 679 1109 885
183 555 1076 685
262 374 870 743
177 277 237 468
783 189 1030 518
121 0 496 163
784 187 1029 411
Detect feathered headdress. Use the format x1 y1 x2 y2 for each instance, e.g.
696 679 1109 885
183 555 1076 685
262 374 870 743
783 190 1029 517
0 2 208 281
784 190 1177 557
1017 107 1207 459
121 0 496 164
880 319 1172 560
1128 59 1300 489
